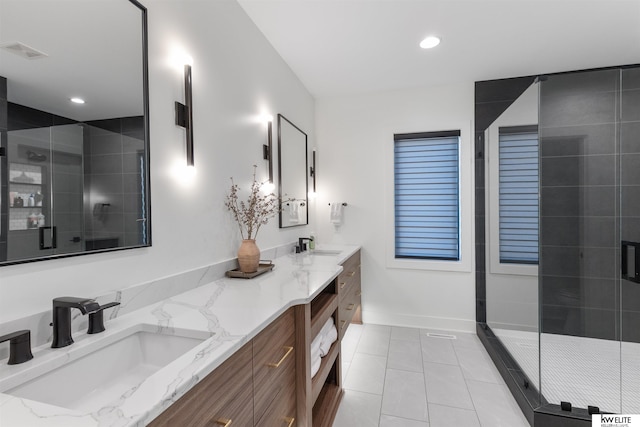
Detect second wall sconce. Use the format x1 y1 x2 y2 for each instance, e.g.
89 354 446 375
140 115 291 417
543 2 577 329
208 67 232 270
175 64 194 166
262 116 274 183
310 149 316 193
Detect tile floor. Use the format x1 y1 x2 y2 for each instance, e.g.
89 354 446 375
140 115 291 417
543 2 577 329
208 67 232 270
333 324 530 427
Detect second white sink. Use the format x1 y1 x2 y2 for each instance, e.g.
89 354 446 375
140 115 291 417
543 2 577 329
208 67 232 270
6 325 211 412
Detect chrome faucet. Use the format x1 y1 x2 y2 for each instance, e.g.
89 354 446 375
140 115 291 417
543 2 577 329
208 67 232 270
51 297 120 348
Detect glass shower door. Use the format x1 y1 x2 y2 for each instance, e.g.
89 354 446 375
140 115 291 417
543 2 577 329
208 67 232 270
538 68 621 413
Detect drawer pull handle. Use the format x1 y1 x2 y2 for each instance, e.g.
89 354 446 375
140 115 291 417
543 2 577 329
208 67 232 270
346 303 355 311
267 346 294 368
214 419 232 426
340 320 347 330
340 282 346 289
284 417 295 427
347 271 355 277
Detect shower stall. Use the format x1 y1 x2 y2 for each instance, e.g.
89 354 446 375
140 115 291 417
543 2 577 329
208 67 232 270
476 65 640 426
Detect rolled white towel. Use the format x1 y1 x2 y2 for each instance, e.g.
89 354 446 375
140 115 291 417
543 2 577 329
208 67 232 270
311 333 322 357
311 355 322 378
311 345 321 364
319 324 338 357
320 316 334 338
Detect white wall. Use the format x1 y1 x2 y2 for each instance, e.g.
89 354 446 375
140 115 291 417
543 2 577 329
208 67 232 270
0 0 315 323
315 83 476 332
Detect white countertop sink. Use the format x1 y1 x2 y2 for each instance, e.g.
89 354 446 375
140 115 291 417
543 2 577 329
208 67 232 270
5 325 211 412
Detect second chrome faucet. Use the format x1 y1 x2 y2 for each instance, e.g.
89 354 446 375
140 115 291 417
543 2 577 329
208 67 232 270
51 297 120 348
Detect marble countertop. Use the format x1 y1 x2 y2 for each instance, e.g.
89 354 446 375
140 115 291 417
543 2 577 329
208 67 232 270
0 245 360 427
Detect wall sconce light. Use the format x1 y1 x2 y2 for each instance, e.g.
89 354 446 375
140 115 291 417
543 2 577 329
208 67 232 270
175 64 194 166
310 149 316 193
262 116 274 183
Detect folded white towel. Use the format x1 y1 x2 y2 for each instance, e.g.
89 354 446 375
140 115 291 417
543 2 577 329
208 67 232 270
320 324 338 357
311 355 322 378
330 202 343 225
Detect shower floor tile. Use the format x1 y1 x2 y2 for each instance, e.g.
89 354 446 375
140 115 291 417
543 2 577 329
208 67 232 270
493 328 640 414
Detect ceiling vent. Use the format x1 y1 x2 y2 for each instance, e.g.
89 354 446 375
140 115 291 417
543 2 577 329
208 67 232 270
0 42 48 59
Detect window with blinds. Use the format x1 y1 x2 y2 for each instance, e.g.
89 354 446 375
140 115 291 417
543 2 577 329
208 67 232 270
498 126 539 264
394 131 460 261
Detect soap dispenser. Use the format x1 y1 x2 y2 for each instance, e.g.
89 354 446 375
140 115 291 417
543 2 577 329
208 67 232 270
309 231 316 250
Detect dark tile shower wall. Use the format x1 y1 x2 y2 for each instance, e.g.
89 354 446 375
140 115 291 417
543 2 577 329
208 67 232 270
0 77 8 261
84 117 145 249
4 100 146 254
538 69 621 341
620 68 640 343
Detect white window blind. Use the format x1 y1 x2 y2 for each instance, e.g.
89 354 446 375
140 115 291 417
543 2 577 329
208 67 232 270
394 131 460 260
499 126 539 264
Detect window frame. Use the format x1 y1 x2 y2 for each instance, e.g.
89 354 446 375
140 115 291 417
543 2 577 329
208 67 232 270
385 125 472 273
393 130 461 261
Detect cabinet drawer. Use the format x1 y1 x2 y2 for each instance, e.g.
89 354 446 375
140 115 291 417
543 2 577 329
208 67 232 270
253 308 296 423
338 280 361 339
255 373 297 427
337 252 360 302
149 341 254 427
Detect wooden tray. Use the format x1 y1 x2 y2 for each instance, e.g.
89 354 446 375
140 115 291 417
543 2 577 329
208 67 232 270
226 262 274 279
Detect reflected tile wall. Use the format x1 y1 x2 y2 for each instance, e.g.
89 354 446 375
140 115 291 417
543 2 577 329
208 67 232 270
84 117 145 249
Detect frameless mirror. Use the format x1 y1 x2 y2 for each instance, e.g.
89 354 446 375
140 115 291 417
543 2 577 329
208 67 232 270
277 114 308 228
0 0 150 265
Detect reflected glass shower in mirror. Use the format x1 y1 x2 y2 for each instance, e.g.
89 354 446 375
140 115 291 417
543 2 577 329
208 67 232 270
277 114 308 228
0 0 150 265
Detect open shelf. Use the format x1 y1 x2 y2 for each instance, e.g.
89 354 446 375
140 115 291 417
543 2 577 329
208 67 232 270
312 381 342 427
310 292 337 339
311 339 340 404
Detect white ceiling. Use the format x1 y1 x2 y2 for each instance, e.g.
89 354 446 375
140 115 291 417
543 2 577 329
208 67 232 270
238 0 640 98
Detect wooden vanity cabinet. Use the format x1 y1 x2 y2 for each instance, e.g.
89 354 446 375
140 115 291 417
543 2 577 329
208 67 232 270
254 309 297 426
337 250 362 339
149 308 296 427
149 250 361 427
148 341 254 427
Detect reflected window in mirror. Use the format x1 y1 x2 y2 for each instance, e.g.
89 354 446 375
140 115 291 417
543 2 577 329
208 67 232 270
277 114 308 228
0 0 150 265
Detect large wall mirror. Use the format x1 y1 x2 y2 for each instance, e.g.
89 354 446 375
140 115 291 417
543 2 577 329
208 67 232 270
277 114 308 228
0 0 150 265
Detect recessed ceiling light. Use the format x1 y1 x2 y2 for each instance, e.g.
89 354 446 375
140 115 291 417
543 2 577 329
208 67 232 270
70 97 85 104
420 36 441 49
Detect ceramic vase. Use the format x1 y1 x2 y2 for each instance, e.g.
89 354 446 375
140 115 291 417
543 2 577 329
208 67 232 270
237 239 260 273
